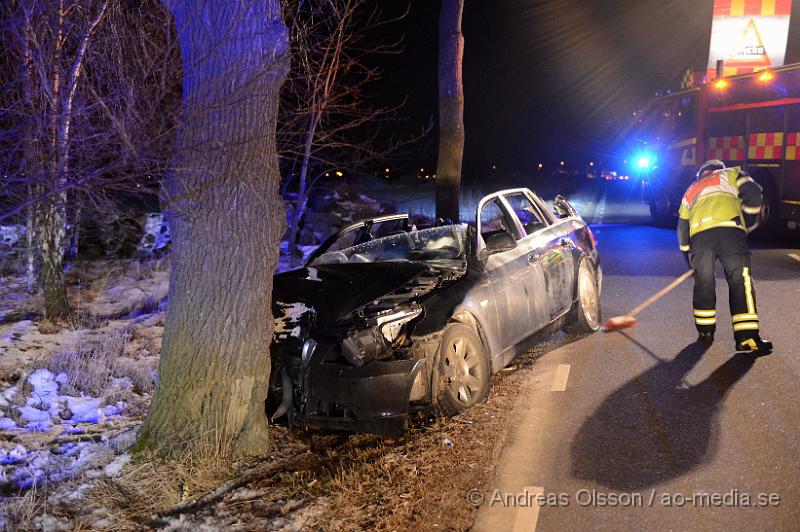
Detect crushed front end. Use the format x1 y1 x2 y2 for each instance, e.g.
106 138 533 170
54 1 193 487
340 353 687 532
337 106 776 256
270 262 464 435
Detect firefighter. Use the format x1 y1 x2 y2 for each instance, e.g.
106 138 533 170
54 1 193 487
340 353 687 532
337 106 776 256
677 159 772 353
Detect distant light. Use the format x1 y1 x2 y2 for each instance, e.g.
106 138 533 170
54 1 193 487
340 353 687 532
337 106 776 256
714 79 728 90
384 167 390 172
560 161 565 166
335 170 343 177
758 71 773 82
420 167 425 172
589 161 594 167
325 172 331 177
537 163 543 169
637 156 651 169
491 164 496 171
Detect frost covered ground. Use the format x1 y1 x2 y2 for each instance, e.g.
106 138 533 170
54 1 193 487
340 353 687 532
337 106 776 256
0 259 166 528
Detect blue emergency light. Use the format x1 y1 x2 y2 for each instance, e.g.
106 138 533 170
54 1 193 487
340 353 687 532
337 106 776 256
632 152 656 172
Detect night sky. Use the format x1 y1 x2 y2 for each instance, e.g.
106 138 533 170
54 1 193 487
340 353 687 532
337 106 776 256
372 0 800 176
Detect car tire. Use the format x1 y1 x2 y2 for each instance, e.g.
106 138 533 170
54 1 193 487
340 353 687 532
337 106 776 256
565 260 601 335
433 323 490 417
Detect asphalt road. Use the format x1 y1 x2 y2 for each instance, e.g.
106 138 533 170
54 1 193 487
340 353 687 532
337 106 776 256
473 180 800 532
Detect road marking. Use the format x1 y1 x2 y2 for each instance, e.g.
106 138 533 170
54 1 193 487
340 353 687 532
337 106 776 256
551 364 571 392
789 253 800 264
512 486 544 532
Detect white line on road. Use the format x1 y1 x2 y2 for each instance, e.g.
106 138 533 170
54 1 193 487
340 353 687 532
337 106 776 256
788 253 800 264
551 364 571 392
512 486 544 532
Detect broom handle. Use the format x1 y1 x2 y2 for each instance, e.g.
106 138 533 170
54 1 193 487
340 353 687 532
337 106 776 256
628 269 695 318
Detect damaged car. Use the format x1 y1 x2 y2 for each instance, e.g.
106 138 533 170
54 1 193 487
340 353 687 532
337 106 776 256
269 188 601 434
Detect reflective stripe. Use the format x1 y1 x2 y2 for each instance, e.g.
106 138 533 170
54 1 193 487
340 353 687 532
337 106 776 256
694 309 716 317
680 244 690 252
742 204 761 214
715 220 741 228
739 338 758 350
737 176 755 187
695 318 717 325
743 267 755 314
732 313 759 323
733 322 759 331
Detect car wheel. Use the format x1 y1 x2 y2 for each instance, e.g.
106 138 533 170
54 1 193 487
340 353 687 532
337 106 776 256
566 260 601 335
434 323 490 417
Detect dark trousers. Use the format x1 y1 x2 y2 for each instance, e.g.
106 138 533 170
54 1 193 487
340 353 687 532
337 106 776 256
689 227 759 342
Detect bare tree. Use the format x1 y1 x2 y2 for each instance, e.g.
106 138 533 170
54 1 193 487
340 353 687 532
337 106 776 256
278 0 410 266
135 0 289 456
17 0 109 319
435 0 465 223
1 1 181 310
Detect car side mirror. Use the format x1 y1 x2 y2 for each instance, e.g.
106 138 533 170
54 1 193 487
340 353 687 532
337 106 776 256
553 195 577 219
483 230 517 255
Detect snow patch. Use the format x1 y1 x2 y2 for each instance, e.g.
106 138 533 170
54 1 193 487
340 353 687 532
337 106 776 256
0 445 28 465
137 213 171 256
0 224 24 249
103 453 131 477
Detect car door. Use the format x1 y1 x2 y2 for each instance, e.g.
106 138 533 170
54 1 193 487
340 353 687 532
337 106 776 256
536 194 576 320
477 196 534 350
500 191 552 331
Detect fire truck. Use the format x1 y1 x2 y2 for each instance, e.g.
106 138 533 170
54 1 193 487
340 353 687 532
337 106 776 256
632 63 800 234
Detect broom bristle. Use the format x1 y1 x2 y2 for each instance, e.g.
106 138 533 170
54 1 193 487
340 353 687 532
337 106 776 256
602 315 639 332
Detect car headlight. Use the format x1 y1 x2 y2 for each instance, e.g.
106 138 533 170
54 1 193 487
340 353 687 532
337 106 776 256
376 308 422 343
340 307 422 367
301 338 317 367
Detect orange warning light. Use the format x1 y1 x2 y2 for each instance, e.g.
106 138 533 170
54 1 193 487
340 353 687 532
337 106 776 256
758 71 773 82
714 79 728 90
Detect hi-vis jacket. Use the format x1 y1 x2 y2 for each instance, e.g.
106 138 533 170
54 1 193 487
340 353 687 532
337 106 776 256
677 167 763 251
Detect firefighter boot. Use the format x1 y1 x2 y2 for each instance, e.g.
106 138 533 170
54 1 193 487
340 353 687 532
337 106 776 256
697 332 714 349
735 335 773 355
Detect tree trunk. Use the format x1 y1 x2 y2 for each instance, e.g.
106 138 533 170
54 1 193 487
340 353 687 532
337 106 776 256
68 203 81 259
25 200 36 294
36 195 69 319
287 114 319 267
435 0 465 223
21 10 37 295
136 0 289 457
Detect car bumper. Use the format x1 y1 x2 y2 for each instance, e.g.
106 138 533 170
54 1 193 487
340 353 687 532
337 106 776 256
298 356 427 435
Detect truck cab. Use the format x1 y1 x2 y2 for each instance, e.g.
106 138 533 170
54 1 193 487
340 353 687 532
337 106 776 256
632 64 800 233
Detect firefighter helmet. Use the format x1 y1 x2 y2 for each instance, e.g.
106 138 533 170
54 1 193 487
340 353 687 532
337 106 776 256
696 159 726 179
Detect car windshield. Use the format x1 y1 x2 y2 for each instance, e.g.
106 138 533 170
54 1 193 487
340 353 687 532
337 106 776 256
310 224 467 266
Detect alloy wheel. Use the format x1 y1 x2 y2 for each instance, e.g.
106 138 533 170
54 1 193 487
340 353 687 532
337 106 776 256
578 266 600 330
442 336 486 406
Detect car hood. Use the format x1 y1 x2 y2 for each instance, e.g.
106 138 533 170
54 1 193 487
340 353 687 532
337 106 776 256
272 262 432 327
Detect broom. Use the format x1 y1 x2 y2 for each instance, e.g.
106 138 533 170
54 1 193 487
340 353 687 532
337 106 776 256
602 269 695 331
